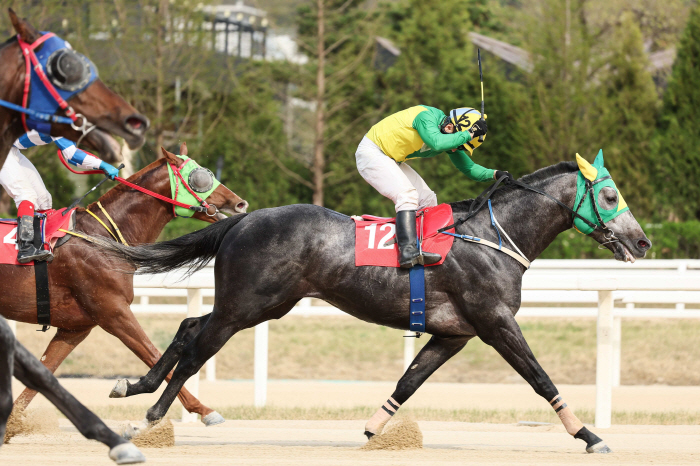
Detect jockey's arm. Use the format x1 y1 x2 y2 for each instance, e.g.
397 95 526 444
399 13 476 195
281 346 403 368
412 111 472 152
448 150 495 182
16 130 120 180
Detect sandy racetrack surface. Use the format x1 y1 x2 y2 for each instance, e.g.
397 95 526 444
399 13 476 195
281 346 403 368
3 419 700 465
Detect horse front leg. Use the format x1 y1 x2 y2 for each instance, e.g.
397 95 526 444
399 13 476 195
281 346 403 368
11 339 145 463
0 319 14 444
365 335 470 438
476 310 611 454
13 327 92 412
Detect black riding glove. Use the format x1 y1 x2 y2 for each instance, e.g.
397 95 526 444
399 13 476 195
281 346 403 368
494 170 513 181
469 119 488 138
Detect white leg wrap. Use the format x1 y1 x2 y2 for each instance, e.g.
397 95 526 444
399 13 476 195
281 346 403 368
550 395 584 436
365 397 401 436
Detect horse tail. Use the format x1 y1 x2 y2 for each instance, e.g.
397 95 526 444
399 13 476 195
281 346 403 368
88 213 248 276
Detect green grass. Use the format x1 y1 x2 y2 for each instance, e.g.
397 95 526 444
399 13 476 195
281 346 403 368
82 405 700 426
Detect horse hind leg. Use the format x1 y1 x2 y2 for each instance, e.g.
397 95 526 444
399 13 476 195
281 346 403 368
364 335 469 438
11 339 145 463
110 313 210 399
477 311 611 454
143 299 299 424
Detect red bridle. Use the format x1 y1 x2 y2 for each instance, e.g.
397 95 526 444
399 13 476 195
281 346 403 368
57 150 213 215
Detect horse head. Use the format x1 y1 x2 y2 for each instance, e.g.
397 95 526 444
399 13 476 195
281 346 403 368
161 142 248 222
5 9 149 163
574 150 651 263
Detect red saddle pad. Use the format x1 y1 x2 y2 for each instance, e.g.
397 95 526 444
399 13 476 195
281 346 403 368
354 204 455 267
0 208 76 266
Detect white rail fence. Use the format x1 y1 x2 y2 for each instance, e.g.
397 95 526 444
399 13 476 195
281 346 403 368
125 259 700 428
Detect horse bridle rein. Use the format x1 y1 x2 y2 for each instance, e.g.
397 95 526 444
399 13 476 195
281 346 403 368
57 150 218 217
438 174 616 239
0 33 96 143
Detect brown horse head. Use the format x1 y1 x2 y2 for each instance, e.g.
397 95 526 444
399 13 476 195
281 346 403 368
4 9 150 163
162 143 248 222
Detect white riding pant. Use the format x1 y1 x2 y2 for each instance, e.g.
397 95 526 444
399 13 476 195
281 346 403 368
355 136 437 212
0 147 52 210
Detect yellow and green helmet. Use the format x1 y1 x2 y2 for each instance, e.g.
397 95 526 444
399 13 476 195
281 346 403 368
448 107 487 155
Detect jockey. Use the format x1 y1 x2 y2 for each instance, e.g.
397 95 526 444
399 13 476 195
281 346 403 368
0 130 120 263
356 105 510 268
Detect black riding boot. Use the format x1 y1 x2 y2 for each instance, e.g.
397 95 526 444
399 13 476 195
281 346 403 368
396 210 442 268
16 215 52 264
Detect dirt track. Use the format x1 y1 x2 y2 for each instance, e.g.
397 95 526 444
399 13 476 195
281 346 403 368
5 379 700 465
3 419 700 465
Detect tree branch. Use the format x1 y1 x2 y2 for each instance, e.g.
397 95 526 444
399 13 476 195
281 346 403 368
324 35 350 56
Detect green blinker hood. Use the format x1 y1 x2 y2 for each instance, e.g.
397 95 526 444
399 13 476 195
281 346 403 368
167 155 221 217
573 150 629 235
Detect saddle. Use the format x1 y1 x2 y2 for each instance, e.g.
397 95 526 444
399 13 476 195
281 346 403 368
353 204 456 267
0 207 76 266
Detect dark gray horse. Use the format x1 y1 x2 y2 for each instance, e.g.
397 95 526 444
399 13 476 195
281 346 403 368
0 316 144 463
102 157 651 454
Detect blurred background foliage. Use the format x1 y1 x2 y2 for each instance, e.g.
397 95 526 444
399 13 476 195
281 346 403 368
1 0 699 258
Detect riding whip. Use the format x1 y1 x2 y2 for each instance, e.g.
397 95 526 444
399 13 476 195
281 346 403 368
63 164 125 215
478 48 485 143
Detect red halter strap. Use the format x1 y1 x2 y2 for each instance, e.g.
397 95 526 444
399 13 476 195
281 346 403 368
57 150 210 214
169 158 210 216
18 33 79 132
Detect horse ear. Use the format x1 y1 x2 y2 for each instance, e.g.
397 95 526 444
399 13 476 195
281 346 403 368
160 147 184 167
593 149 604 168
179 141 188 156
576 153 598 181
8 9 41 43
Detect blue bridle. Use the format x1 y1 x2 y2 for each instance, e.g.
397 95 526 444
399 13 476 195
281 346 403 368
0 31 98 136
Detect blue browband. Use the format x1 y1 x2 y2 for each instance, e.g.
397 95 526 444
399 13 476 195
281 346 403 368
0 32 98 134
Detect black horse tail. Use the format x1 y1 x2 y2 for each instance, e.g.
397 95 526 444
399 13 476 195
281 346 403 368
87 213 248 276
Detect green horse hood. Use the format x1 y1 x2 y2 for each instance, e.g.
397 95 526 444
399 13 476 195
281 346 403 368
167 155 221 217
573 150 629 235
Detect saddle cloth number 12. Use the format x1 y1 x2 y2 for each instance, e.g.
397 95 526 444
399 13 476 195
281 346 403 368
364 223 396 250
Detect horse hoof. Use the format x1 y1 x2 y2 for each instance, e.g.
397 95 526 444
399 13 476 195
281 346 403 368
364 431 375 440
587 442 612 454
109 442 146 464
121 419 148 440
202 411 225 426
110 379 128 398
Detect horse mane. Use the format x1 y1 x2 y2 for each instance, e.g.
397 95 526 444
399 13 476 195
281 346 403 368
450 161 578 211
0 36 18 49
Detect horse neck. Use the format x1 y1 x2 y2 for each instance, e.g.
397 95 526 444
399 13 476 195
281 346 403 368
460 172 579 262
83 161 175 245
0 41 26 161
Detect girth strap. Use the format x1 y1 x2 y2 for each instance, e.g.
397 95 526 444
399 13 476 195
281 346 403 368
408 263 426 334
33 216 51 332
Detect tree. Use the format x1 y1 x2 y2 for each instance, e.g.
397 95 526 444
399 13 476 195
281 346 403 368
593 13 658 217
291 0 382 207
654 3 700 221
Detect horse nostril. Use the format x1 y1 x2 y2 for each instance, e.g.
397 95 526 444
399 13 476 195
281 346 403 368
236 201 248 213
124 114 150 135
637 239 651 250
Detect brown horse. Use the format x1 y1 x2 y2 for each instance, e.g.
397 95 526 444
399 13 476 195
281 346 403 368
0 9 149 167
3 143 248 425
